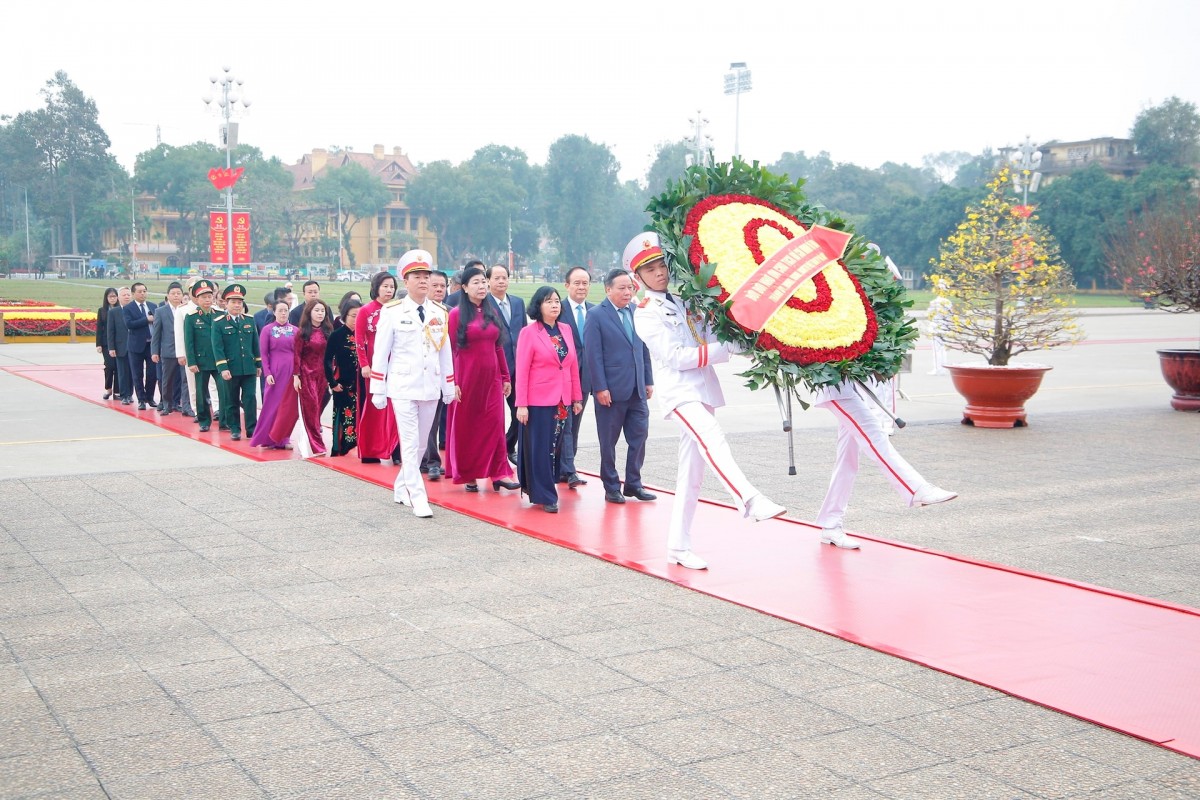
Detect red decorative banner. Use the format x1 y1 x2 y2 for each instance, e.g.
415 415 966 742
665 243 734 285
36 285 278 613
726 224 852 332
232 212 251 265
209 211 228 264
210 212 251 265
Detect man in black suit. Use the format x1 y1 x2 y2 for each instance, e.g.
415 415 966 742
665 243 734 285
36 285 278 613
106 286 133 404
584 268 655 504
123 282 158 409
558 266 594 487
486 263 526 461
288 280 321 325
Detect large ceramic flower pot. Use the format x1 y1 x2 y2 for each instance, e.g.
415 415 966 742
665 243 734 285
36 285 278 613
1157 349 1200 412
945 363 1052 428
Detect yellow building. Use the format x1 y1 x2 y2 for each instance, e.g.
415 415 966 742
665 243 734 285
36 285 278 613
1034 137 1145 186
286 145 437 272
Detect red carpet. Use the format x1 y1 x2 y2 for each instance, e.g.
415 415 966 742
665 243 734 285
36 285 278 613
9 363 1200 760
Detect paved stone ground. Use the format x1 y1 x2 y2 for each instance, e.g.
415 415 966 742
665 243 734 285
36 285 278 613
2 312 1199 799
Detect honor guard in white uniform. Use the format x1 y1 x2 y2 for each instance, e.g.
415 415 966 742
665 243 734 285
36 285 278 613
370 250 456 518
627 233 786 570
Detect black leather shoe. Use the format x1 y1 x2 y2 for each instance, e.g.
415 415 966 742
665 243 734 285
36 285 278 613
492 479 520 491
181 410 195 417
623 487 657 502
361 457 380 464
427 466 442 480
137 402 147 410
465 483 479 492
391 457 402 466
230 432 241 441
199 424 210 432
219 424 230 431
103 391 112 400
507 451 517 465
566 473 588 488
604 491 626 504
542 503 559 513
121 397 133 405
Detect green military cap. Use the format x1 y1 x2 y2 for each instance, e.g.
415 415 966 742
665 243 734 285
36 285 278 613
191 279 216 297
222 283 247 301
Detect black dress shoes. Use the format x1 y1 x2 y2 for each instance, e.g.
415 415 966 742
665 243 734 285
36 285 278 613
604 491 626 504
465 483 479 492
492 479 521 491
542 503 558 513
199 424 210 432
623 487 657 502
361 458 380 464
121 397 132 405
103 391 112 400
563 473 588 488
427 466 442 480
137 402 146 410
230 431 241 441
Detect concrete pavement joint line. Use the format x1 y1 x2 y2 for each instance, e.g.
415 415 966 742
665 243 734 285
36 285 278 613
0 433 176 446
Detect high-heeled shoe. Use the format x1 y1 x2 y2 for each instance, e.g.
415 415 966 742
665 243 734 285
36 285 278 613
465 483 479 492
102 391 112 400
492 479 520 491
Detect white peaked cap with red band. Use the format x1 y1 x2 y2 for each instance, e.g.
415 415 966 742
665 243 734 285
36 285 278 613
398 249 434 278
622 232 665 274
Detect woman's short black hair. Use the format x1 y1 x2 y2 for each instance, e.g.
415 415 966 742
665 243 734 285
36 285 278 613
527 285 561 321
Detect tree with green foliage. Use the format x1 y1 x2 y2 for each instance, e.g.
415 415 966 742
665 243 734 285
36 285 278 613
542 134 620 267
134 142 225 266
1034 165 1127 289
1131 96 1200 167
645 139 692 198
469 145 539 261
861 185 984 280
233 152 301 264
770 150 834 184
6 72 112 256
311 161 390 267
407 158 525 267
406 160 469 267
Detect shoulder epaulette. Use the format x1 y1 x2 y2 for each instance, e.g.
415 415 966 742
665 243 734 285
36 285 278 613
637 297 651 308
383 298 404 308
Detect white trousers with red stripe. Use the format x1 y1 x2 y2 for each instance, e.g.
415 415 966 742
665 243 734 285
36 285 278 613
391 398 438 507
815 394 927 529
667 402 759 551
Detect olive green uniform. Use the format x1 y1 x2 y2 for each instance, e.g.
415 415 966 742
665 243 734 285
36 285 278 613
183 308 229 430
212 313 261 437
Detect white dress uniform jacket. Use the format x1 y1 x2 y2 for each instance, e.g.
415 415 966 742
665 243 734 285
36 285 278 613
369 297 455 404
632 289 734 418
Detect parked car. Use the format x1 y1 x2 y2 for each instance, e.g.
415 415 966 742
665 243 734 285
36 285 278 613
337 270 369 282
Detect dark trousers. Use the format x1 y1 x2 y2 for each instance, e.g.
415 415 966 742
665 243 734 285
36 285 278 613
421 400 444 470
161 360 184 410
127 349 157 404
221 372 258 436
194 370 218 425
115 353 132 399
594 395 649 494
505 391 519 455
516 407 563 506
102 352 118 394
558 395 589 477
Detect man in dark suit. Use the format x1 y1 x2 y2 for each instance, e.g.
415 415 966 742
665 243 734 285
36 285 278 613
558 266 594 487
486 263 526 461
151 281 190 415
106 286 133 404
123 282 158 409
584 268 655 504
288 280 321 325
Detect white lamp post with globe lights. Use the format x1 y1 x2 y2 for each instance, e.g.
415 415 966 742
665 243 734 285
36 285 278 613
723 62 752 160
202 67 251 279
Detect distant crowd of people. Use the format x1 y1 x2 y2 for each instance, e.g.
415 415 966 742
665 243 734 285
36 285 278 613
93 235 956 569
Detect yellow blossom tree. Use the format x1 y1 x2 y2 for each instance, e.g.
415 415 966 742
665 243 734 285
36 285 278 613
930 167 1082 366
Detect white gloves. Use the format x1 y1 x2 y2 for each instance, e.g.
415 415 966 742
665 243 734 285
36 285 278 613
371 394 387 410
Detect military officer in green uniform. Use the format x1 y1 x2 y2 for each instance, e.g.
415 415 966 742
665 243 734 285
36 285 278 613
183 279 228 432
211 284 262 441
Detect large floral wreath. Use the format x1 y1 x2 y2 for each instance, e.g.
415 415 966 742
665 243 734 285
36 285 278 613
647 159 917 395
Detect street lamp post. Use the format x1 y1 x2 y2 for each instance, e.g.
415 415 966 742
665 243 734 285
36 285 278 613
202 67 251 279
1011 135 1043 206
687 110 713 168
723 62 752 160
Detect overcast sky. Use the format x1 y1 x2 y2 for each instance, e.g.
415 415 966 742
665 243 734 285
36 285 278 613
5 0 1198 185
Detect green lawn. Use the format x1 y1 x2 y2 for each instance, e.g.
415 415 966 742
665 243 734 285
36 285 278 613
1 276 1140 313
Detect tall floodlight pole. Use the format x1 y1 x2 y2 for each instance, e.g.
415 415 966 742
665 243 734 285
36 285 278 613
203 67 252 278
1011 135 1043 207
723 62 752 160
687 110 713 168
